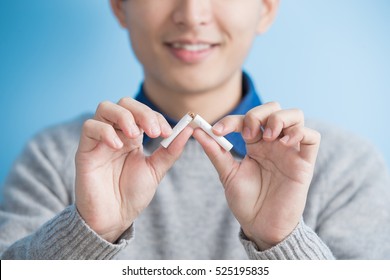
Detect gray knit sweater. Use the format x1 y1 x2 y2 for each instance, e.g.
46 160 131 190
1 115 389 259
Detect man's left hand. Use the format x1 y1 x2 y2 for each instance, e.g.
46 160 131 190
193 102 321 250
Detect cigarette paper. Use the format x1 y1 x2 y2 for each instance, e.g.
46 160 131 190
192 115 233 152
160 112 233 152
160 113 193 148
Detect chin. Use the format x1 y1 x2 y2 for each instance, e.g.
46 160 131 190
166 67 231 93
169 76 221 94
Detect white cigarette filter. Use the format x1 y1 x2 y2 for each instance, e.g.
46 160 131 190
160 113 193 148
160 112 233 151
192 114 233 152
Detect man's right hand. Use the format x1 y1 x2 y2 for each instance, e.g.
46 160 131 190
75 98 192 243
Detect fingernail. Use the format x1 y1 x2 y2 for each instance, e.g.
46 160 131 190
114 137 123 148
130 124 140 136
213 123 224 133
263 128 272 139
150 123 161 136
280 135 290 144
243 127 252 139
162 123 172 136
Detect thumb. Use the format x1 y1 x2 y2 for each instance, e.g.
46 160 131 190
192 128 238 185
148 126 193 182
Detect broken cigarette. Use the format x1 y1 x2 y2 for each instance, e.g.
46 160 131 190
160 113 193 148
160 112 233 152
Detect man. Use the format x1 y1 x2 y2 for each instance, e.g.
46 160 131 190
1 0 389 259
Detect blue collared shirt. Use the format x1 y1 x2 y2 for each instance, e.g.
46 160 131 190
135 72 262 157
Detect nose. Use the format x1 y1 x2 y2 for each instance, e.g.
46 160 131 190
172 0 213 29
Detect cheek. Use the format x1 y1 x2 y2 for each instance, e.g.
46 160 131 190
225 22 259 64
218 5 262 53
229 13 261 37
127 27 150 66
218 0 262 33
126 15 161 66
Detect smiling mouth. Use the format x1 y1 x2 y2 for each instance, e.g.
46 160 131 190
164 41 219 63
170 42 215 52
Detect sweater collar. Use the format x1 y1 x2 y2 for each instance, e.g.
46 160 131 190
135 72 262 157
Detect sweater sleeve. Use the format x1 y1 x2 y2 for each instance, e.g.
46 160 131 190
239 122 390 260
1 205 134 259
239 220 334 259
0 120 134 259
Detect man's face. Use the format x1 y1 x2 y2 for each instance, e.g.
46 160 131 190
116 0 276 95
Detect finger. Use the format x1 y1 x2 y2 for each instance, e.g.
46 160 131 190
212 115 245 136
243 102 281 144
118 97 167 139
79 119 123 153
264 109 304 142
156 112 173 138
193 128 238 185
280 126 321 162
147 126 193 183
95 101 140 139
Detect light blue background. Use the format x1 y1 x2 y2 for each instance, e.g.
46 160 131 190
1 0 389 189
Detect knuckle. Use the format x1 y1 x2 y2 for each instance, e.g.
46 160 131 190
142 109 158 122
296 108 304 117
304 128 321 143
266 101 281 110
100 124 114 138
82 119 95 131
118 97 131 107
245 110 258 121
118 109 133 124
293 126 304 135
155 112 165 121
270 111 282 123
293 108 305 120
97 100 111 111
313 130 321 141
135 113 156 132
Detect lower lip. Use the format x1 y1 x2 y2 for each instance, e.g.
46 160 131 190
167 45 216 64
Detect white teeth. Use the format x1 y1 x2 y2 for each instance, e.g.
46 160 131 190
171 43 211 52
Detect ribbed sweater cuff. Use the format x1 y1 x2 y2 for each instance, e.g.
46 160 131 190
239 219 334 260
32 204 134 259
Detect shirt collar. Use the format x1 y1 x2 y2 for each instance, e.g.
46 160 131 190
135 72 262 157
